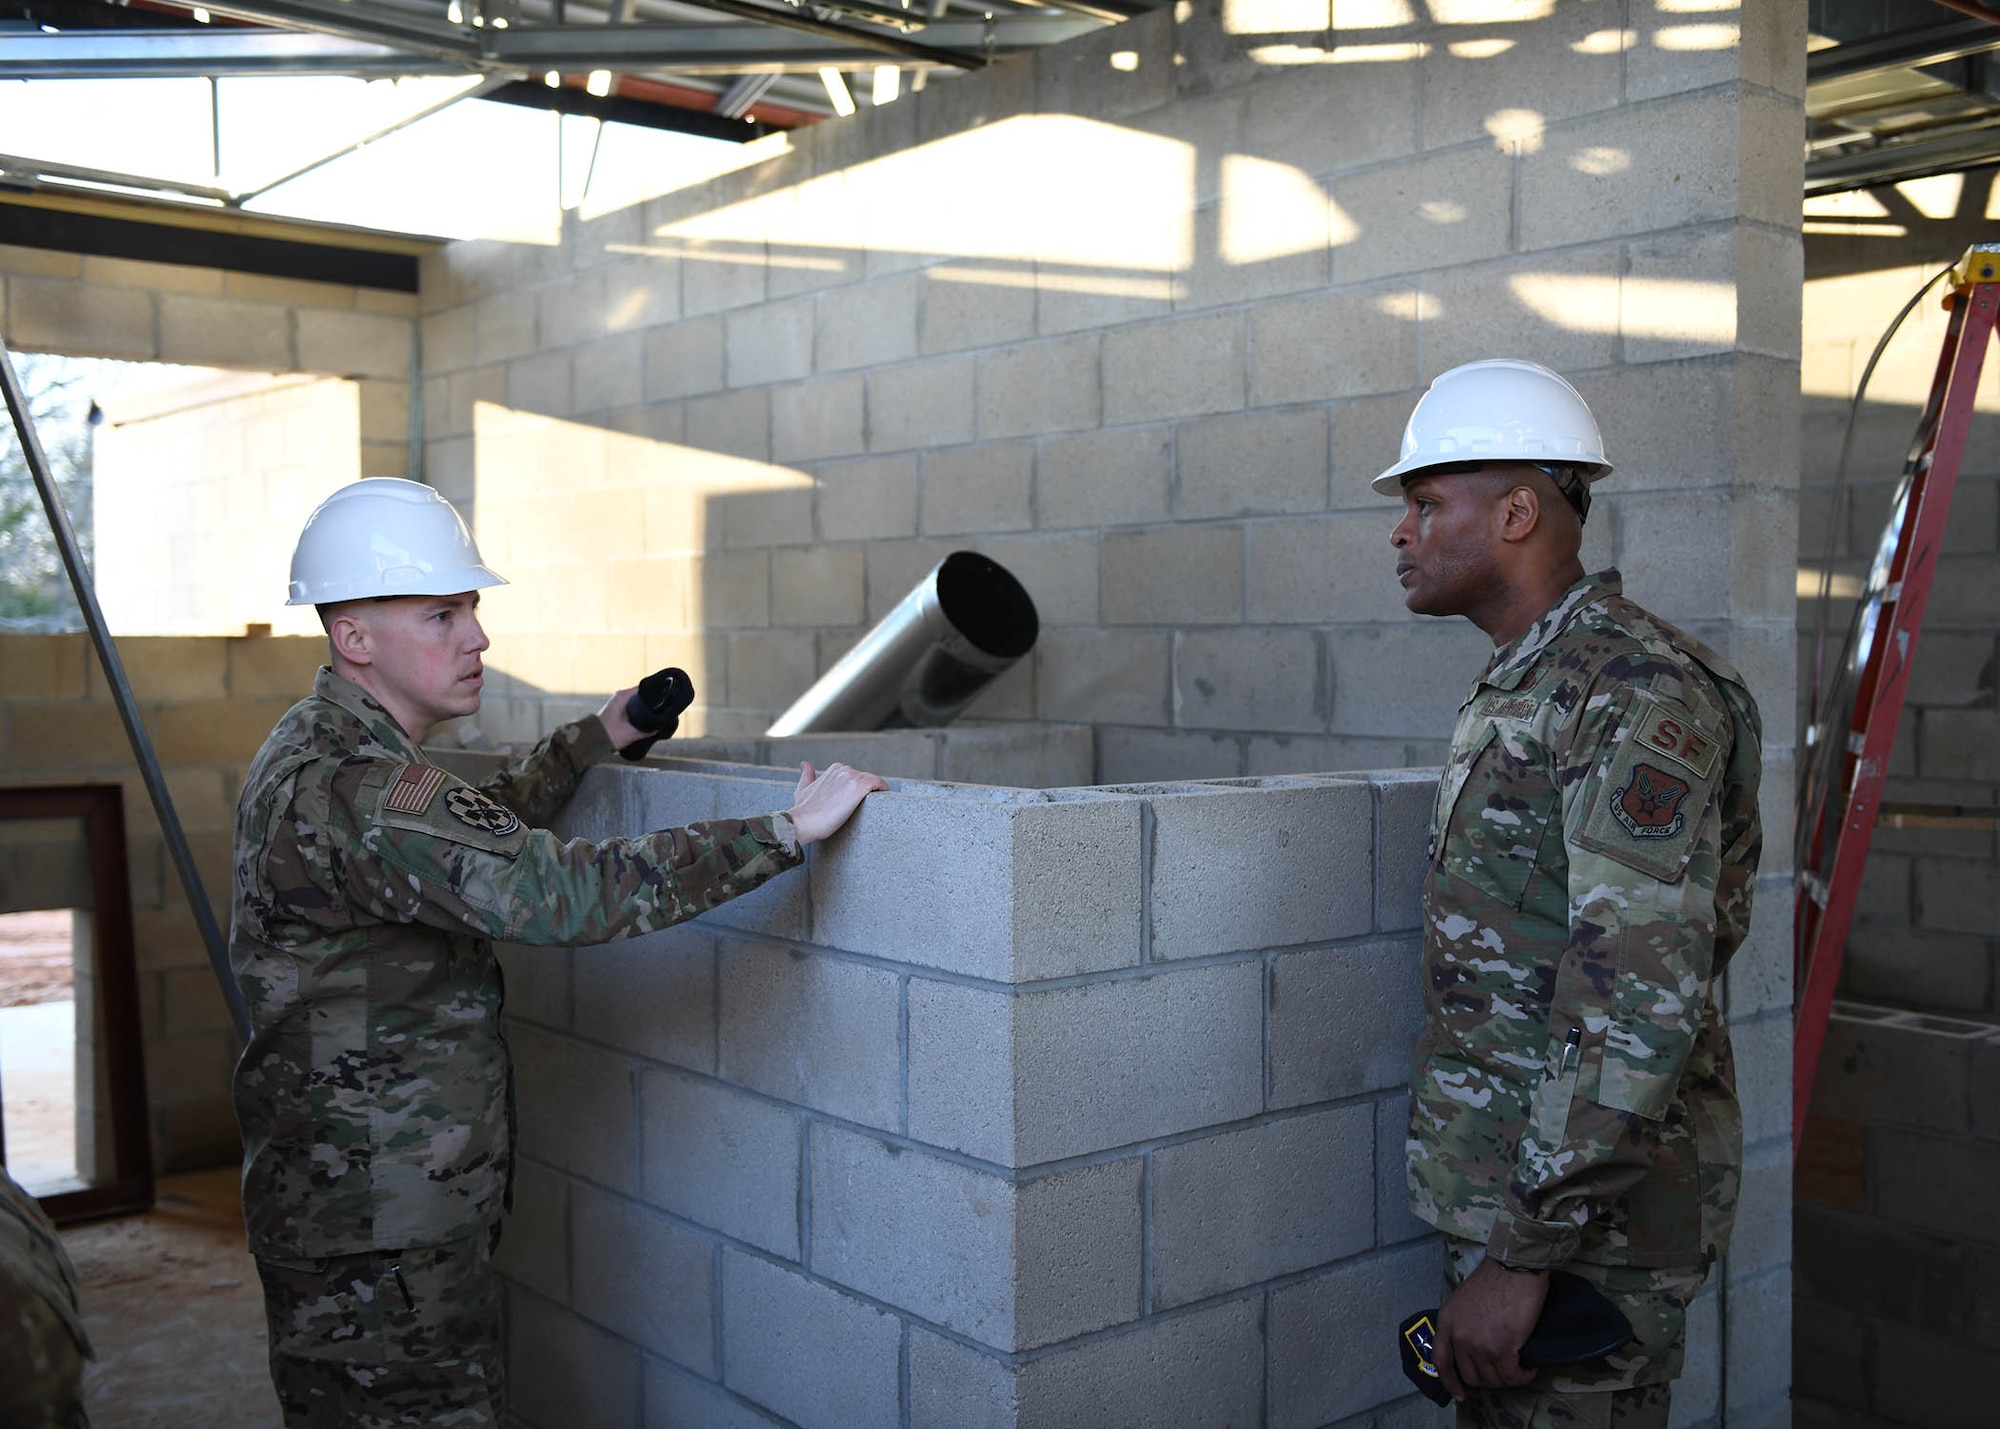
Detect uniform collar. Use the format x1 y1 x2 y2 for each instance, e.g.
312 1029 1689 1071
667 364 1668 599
1478 568 1622 692
313 666 421 759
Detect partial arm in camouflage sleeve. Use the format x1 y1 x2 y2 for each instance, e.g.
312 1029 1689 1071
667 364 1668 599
330 768 802 946
1484 675 1734 1271
474 717 616 826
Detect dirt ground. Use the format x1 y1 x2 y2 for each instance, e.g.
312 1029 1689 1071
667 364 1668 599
61 1167 283 1429
0 909 74 1006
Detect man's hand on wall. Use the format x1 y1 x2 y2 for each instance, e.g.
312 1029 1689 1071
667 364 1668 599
1432 1256 1548 1399
789 761 888 845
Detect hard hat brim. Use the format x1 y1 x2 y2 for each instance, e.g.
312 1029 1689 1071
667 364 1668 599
1370 455 1614 499
285 566 508 606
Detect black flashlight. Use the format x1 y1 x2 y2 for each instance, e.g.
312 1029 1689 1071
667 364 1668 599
618 667 695 761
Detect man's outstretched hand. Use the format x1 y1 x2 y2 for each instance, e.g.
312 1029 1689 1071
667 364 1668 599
597 684 646 751
1432 1255 1548 1400
789 761 888 845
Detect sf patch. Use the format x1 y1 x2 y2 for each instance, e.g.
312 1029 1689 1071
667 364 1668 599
1610 762 1691 840
445 786 521 837
1574 695 1725 882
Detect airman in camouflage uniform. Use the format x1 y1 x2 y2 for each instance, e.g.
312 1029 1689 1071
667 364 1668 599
233 479 884 1427
1378 362 1762 1429
0 1162 91 1428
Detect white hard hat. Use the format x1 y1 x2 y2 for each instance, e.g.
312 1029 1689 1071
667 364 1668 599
1371 359 1613 496
286 478 506 605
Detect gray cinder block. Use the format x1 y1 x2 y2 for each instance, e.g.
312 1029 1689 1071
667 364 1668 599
1152 1104 1376 1308
496 1156 570 1307
1013 961 1263 1164
720 1251 901 1429
1373 772 1437 933
506 1285 644 1429
639 1069 801 1257
571 1181 717 1374
907 1327 1017 1429
1376 1093 1430 1249
1267 1239 1443 1429
1144 780 1373 957
809 1122 1142 1350
1013 1296 1265 1429
907 977 1014 1163
1174 627 1323 733
719 940 900 1129
1269 939 1424 1107
810 790 1144 980
509 1024 638 1194
573 924 715 1073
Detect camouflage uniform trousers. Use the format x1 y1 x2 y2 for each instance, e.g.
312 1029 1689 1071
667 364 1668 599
1443 1237 1707 1429
0 1270 89 1429
255 1227 503 1429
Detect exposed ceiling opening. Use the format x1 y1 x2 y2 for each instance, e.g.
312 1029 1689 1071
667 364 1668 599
1808 0 2000 193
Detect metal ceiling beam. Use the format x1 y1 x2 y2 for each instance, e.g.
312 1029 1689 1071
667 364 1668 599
186 0 1027 71
191 0 484 63
1806 119 2000 192
0 30 474 77
603 0 984 67
1807 16 2000 85
0 150 233 203
487 15 1092 64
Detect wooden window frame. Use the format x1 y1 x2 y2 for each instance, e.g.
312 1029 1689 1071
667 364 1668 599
0 783 155 1223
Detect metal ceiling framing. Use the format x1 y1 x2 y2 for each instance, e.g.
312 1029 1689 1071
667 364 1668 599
1807 0 2000 194
0 0 1133 150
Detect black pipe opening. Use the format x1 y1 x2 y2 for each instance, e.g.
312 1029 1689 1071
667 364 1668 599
936 550 1038 659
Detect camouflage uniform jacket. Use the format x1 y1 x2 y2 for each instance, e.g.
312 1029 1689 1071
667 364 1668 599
1407 570 1763 1273
230 668 801 1261
0 1163 91 1357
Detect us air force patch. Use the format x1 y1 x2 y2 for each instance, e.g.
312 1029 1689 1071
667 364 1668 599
1610 762 1690 839
445 786 521 837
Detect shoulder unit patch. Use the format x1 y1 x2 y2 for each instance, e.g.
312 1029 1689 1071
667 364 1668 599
444 786 522 837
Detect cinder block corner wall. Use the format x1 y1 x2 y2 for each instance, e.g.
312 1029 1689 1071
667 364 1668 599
458 754 1453 1429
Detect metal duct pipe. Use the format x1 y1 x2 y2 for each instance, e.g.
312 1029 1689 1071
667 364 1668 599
766 551 1037 736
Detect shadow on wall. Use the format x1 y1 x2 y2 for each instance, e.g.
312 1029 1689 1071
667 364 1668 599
427 0 1783 785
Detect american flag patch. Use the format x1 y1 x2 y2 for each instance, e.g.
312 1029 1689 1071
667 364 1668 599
383 763 447 816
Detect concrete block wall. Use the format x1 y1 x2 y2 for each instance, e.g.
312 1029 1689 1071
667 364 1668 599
0 632 327 1171
419 0 1806 782
427 751 1779 1429
0 241 417 638
1794 1003 2000 1427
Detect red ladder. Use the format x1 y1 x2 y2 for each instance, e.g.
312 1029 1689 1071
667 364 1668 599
1793 244 2000 1147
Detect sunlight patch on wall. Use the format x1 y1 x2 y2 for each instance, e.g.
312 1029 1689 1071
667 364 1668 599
471 401 815 710
1797 568 1862 601
1483 108 1547 153
1427 0 1554 25
1222 0 1332 36
1507 274 1736 346
1653 23 1739 50
1573 28 1635 53
648 115 1196 289
1221 154 1334 264
1247 41 1432 62
1894 173 1964 221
